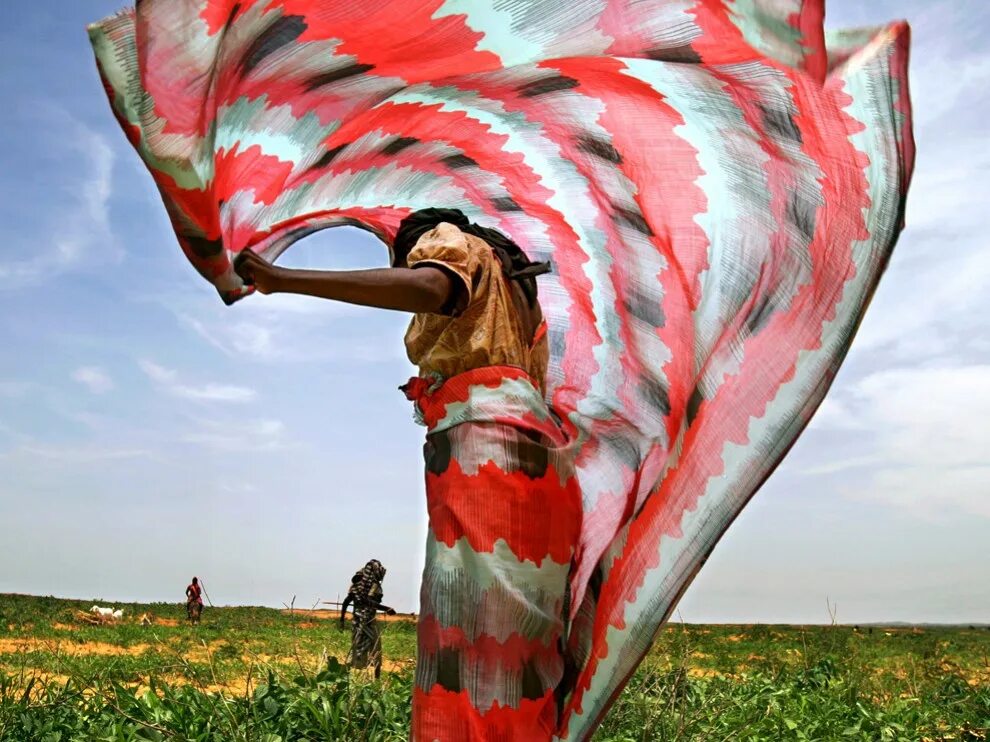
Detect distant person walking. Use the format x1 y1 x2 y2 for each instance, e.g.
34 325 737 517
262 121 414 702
185 576 203 625
339 560 396 678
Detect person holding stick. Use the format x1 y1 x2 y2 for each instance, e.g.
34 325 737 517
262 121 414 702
338 559 396 679
185 576 204 625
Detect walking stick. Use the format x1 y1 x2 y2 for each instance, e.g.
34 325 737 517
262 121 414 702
199 579 214 608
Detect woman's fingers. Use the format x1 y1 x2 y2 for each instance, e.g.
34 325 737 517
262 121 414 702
234 249 264 284
234 250 283 294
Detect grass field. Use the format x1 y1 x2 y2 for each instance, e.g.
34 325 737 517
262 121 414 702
1 594 987 741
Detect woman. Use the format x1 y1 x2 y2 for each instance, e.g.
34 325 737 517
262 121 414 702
185 577 203 625
339 558 396 679
237 208 581 739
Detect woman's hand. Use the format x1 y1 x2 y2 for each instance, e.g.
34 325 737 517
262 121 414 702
235 249 284 295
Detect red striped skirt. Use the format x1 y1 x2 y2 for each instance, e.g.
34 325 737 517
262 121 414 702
404 367 581 741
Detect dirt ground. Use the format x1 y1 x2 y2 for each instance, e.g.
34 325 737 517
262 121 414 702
0 638 150 656
280 608 416 623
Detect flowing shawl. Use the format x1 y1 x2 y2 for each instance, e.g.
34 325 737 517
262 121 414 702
88 2 914 737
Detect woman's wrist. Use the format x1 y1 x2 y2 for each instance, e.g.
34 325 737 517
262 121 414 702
266 266 293 294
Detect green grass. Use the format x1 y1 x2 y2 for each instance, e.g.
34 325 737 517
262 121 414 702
1 594 987 741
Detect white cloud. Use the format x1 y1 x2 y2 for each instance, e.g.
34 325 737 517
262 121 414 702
183 418 288 452
839 2 990 366
896 2 990 132
181 315 275 359
0 110 119 285
138 359 256 403
71 366 114 394
0 421 29 443
0 380 41 398
138 360 177 385
807 397 867 432
175 303 405 365
185 384 257 402
800 454 883 477
219 481 259 494
0 443 152 465
821 365 990 520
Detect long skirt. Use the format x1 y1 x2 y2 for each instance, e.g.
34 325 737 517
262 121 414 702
406 367 581 741
349 609 382 671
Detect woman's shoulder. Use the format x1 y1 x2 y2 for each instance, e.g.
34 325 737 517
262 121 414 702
424 222 489 251
416 220 468 246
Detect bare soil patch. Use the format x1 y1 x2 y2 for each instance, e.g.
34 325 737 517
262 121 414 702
0 638 149 657
281 608 415 623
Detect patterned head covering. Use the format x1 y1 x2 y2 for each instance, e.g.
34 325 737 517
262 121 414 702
350 559 386 605
392 208 551 308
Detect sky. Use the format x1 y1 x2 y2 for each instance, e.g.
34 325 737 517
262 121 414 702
0 1 987 624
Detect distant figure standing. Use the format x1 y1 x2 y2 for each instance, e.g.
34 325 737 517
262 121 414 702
185 576 203 625
339 560 396 678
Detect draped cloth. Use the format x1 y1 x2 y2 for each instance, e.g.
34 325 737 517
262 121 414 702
410 366 581 740
88 2 914 738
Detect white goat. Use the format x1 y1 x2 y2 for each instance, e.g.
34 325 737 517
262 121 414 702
89 605 124 621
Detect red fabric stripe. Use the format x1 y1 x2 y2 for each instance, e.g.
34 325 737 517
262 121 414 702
214 145 294 206
412 365 533 427
413 686 556 742
417 615 561 670
278 0 501 82
199 0 245 35
426 458 579 568
794 0 827 83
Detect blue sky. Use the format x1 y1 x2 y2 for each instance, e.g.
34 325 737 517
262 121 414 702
1 1 987 623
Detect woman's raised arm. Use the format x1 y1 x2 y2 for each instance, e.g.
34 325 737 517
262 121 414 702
235 249 455 314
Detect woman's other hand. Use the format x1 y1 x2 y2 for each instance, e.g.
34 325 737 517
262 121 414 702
235 249 283 295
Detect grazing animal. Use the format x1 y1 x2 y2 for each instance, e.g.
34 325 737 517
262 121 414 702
89 605 124 621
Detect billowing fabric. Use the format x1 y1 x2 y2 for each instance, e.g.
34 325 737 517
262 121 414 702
88 2 914 738
411 366 581 740
405 222 550 393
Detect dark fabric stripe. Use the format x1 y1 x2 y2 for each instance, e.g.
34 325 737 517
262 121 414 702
786 192 817 241
382 136 419 155
646 44 702 63
305 62 376 91
577 134 623 165
758 102 803 144
613 206 654 236
183 235 223 259
442 153 478 169
517 75 580 97
309 143 349 170
239 15 307 74
492 196 523 212
624 288 665 328
686 386 704 426
224 3 242 32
